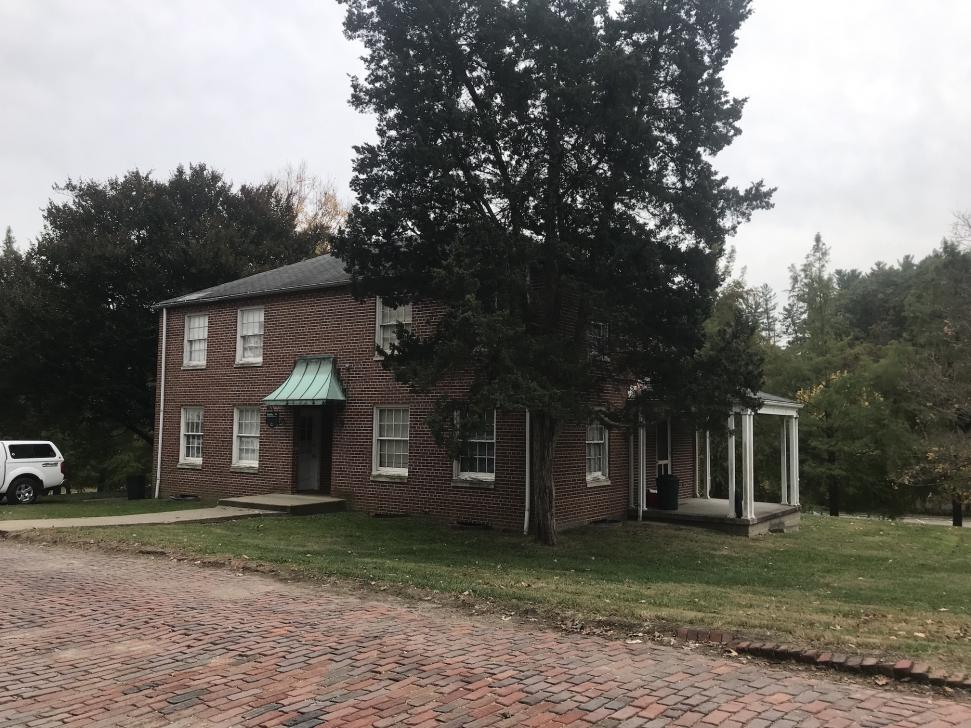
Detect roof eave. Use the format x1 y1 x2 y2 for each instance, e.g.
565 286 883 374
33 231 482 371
152 278 351 311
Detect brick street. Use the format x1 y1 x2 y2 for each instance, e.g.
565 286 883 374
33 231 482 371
1 542 968 727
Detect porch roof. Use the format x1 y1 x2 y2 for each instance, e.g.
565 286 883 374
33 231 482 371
263 356 346 406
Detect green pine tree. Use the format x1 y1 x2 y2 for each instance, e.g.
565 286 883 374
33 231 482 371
334 0 772 544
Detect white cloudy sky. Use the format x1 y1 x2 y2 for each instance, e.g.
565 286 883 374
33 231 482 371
1 0 969 295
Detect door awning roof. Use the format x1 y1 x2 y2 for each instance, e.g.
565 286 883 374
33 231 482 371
263 356 346 405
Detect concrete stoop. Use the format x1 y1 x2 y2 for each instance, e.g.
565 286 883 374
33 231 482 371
218 493 346 516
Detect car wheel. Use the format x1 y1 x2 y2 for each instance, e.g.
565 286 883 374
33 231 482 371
8 477 39 505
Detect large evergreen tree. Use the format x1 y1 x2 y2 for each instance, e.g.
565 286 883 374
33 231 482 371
335 0 771 543
0 165 317 467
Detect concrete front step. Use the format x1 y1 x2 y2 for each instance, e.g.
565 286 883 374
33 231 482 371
218 493 346 515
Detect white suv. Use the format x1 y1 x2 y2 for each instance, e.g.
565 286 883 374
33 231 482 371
0 441 66 505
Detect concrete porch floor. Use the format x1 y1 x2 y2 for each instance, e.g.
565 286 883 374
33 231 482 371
641 497 800 536
218 493 346 516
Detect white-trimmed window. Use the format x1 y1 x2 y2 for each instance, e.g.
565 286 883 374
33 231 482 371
656 418 671 476
373 407 409 476
375 298 412 352
455 411 496 480
183 314 208 367
587 321 609 360
180 407 204 464
236 307 264 365
232 407 260 467
585 421 608 481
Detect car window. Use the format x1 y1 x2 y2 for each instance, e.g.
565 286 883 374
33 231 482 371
8 443 56 459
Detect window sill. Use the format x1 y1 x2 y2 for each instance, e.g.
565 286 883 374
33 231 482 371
586 475 611 487
230 465 259 474
177 461 202 470
452 475 495 489
182 363 206 370
370 472 407 483
234 361 263 368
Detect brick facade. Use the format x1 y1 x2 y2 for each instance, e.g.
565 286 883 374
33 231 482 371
153 285 697 530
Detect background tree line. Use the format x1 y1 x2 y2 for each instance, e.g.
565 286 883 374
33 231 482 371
716 215 971 522
0 163 344 490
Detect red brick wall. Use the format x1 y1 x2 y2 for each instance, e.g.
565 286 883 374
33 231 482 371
152 286 635 530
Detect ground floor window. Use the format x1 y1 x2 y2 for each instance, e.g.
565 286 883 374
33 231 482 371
456 411 496 479
180 407 204 464
233 407 260 466
373 407 409 475
586 421 608 480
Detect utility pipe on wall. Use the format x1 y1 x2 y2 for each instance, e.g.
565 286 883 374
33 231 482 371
523 409 531 535
154 307 168 499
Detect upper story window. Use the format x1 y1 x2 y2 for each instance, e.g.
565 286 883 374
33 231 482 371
585 421 608 481
180 406 204 464
236 307 264 365
373 407 409 476
587 321 609 361
183 314 208 368
375 298 412 353
456 411 496 480
232 406 260 467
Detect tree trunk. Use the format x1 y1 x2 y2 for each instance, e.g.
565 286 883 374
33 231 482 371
827 448 839 516
953 497 964 528
828 479 840 517
530 410 558 546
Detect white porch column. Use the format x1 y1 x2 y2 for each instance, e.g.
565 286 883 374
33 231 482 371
704 431 712 498
694 431 700 497
638 421 647 519
727 415 736 517
780 418 789 505
741 410 755 519
790 415 800 506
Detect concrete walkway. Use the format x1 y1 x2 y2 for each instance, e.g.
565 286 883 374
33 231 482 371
0 505 275 533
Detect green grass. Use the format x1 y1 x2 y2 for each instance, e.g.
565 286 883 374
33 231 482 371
0 492 210 520
41 512 971 671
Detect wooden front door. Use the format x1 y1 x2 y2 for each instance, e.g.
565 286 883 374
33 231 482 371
296 408 322 491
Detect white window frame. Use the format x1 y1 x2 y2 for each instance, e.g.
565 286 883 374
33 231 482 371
453 410 497 482
587 321 610 361
183 314 208 368
374 297 413 355
585 420 609 482
179 406 204 465
235 306 264 366
656 418 672 476
372 407 410 477
232 406 260 468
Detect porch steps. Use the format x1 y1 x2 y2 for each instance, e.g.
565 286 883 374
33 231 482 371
217 494 346 516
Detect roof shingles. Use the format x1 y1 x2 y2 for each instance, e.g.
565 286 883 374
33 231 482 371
157 254 351 309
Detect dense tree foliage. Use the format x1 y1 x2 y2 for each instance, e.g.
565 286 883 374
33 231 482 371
748 223 971 522
335 0 771 543
0 165 319 489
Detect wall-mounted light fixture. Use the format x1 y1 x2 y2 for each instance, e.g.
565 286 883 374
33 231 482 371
266 406 283 428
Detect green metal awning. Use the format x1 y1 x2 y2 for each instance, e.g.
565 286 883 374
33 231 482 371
263 356 346 405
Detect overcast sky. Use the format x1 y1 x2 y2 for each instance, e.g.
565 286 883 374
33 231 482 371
2 1 969 295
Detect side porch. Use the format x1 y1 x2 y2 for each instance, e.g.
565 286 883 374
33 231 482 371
636 392 803 536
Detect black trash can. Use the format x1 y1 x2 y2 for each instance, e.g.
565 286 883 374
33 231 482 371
126 474 146 501
656 473 680 510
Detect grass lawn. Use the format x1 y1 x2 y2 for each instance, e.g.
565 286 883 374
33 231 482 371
0 492 210 520
38 511 971 671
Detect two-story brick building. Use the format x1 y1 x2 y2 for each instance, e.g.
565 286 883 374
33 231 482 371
153 254 699 531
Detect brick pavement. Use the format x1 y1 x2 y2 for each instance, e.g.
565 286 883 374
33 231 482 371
0 543 968 727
